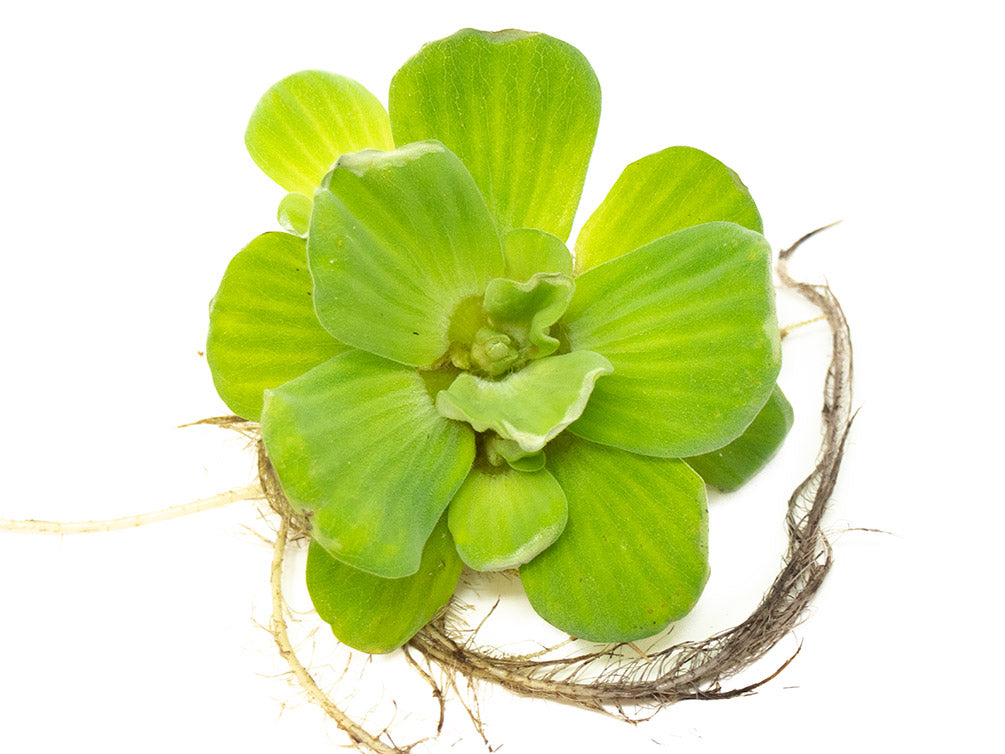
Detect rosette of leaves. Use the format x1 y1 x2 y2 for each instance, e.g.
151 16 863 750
207 29 794 654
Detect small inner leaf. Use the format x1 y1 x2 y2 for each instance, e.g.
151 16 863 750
277 192 312 236
482 272 575 360
502 228 574 280
447 465 568 572
484 434 547 472
435 351 613 453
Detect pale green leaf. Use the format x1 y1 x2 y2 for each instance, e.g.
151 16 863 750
261 350 475 578
504 451 547 473
206 232 348 421
686 385 794 491
575 146 763 271
485 435 547 472
520 437 708 643
503 228 574 280
564 222 781 458
277 192 312 236
483 273 575 360
448 465 567 571
390 29 601 241
246 70 393 195
308 141 505 367
306 513 461 654
436 351 613 454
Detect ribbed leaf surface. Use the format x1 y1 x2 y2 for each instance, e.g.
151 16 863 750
521 437 708 642
564 222 780 458
308 142 504 366
246 70 393 195
575 146 762 270
448 466 567 572
206 232 347 421
306 514 461 653
390 29 600 241
261 350 475 578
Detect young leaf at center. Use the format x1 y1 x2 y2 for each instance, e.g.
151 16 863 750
482 272 575 359
502 228 574 280
436 351 613 454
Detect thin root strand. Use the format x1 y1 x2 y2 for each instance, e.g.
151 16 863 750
0 487 262 535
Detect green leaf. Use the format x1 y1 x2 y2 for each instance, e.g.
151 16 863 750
686 385 794 491
448 465 567 571
206 232 348 421
483 273 575 359
503 228 574 280
485 435 547 472
277 192 312 236
306 513 462 654
261 350 475 578
520 437 708 643
245 70 393 195
575 146 763 271
389 29 601 241
564 222 781 458
436 351 613 454
308 141 505 367
504 451 547 472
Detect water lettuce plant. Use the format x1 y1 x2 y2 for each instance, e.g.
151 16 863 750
207 29 793 654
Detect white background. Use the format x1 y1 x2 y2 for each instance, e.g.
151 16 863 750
1 1 1001 752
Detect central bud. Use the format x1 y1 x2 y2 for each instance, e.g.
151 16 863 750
470 328 523 376
445 272 576 378
437 272 614 473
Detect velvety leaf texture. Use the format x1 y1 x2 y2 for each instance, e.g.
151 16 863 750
261 350 475 578
390 29 601 241
686 385 794 491
564 222 781 458
576 146 763 270
246 70 393 195
306 514 462 653
206 232 348 421
521 437 709 642
308 141 505 367
448 465 568 571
